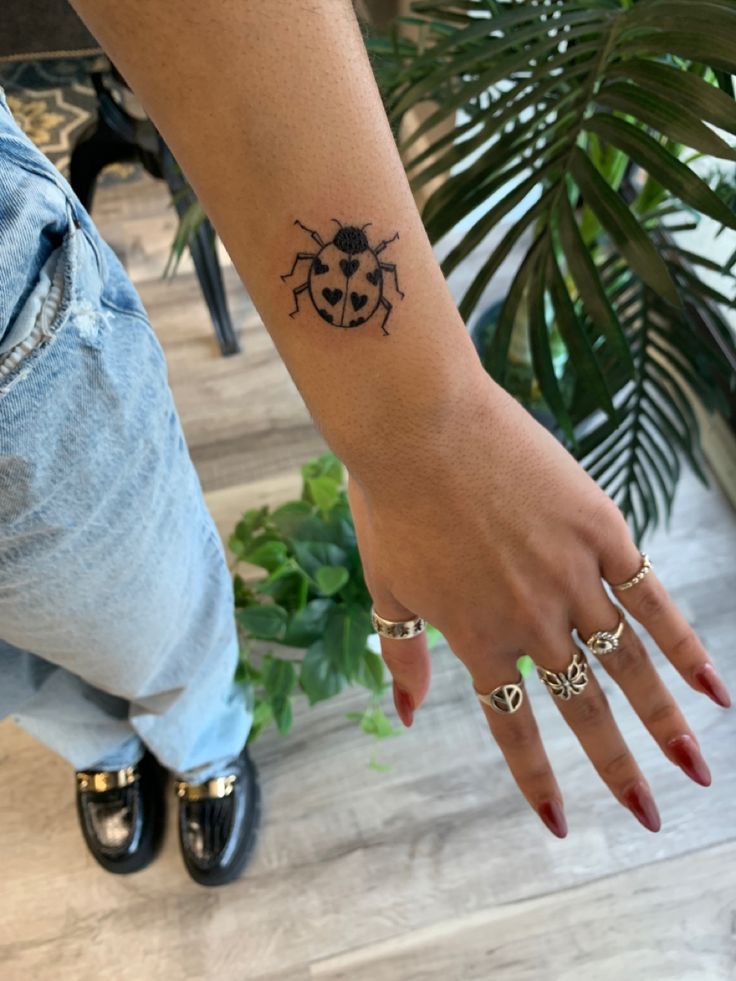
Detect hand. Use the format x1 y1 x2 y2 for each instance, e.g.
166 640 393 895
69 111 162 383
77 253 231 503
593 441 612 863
347 371 731 838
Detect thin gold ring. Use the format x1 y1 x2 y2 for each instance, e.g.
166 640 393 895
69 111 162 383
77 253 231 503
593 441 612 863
614 553 652 591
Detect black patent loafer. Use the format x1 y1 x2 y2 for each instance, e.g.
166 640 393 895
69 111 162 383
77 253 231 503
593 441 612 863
176 744 261 887
75 750 166 874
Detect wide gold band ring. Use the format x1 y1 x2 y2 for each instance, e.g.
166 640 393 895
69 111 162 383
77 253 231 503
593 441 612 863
370 606 425 640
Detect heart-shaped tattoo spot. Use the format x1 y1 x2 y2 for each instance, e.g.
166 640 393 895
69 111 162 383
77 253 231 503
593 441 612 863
312 258 329 275
340 258 359 278
366 268 381 285
322 287 343 306
351 292 368 311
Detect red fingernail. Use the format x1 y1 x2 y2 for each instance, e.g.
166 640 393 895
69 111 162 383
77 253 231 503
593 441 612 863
393 683 414 727
694 664 732 709
622 780 661 832
667 734 712 787
538 799 567 839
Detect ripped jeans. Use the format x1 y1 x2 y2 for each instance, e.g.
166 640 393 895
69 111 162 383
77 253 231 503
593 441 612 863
0 88 251 780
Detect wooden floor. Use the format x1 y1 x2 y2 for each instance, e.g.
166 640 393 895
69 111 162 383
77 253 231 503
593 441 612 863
1 175 735 981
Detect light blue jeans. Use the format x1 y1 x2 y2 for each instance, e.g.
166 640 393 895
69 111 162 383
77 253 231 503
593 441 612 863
0 88 252 781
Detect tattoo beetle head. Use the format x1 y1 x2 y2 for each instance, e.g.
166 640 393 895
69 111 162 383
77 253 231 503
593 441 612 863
281 218 405 335
333 225 369 254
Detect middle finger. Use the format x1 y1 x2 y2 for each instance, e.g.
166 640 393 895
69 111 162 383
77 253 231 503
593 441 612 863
531 638 661 832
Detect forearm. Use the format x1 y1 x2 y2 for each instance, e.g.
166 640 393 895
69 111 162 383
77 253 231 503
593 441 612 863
70 0 494 483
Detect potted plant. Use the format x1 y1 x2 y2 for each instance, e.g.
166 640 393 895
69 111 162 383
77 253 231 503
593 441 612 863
231 453 419 754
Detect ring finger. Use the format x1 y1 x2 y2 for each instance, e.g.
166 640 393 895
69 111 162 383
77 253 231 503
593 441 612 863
471 654 567 838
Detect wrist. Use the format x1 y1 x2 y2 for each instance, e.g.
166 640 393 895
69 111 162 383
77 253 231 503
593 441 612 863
337 338 504 496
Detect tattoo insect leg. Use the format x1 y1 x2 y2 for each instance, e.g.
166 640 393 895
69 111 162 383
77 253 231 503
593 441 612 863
379 261 405 298
294 219 325 248
288 281 310 318
377 295 392 336
374 231 400 256
281 252 317 281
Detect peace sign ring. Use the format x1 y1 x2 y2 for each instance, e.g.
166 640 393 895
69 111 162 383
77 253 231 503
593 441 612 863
474 673 525 714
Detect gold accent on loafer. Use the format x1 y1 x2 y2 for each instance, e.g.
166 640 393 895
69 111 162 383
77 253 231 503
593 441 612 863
174 774 236 801
76 765 137 793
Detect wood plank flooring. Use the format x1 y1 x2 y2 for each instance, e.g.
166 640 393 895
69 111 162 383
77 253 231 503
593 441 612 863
1 174 735 981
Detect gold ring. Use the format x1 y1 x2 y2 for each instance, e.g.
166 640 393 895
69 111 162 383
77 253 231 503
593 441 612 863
584 606 626 657
474 674 524 714
537 649 589 700
370 606 425 640
613 553 652 591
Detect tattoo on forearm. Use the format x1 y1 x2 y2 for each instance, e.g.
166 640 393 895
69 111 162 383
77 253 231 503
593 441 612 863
281 219 404 335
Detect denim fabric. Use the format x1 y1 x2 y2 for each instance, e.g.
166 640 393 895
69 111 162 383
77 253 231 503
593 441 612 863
0 86 252 780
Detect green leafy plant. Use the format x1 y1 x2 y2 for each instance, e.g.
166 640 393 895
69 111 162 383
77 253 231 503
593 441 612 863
232 451 536 746
367 0 736 540
231 452 404 749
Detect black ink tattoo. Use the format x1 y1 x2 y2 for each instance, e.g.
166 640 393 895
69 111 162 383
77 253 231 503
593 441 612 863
281 218 405 335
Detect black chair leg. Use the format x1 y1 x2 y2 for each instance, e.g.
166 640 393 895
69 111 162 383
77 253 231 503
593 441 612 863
159 142 240 357
69 119 138 212
68 69 239 357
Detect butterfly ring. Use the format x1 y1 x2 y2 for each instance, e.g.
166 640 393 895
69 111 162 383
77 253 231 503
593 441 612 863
537 649 589 700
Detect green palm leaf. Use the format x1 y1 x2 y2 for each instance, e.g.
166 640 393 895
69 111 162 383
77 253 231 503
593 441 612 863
367 0 736 534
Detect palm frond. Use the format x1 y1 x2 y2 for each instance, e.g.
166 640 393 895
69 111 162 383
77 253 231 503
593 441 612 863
367 0 736 535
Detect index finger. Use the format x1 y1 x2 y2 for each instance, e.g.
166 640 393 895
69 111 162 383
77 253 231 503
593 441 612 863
611 562 731 710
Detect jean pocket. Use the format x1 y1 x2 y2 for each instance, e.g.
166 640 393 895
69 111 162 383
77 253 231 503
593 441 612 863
0 220 78 398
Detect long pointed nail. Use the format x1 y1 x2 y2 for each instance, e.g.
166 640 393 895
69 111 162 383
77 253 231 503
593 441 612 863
622 780 661 832
694 664 731 709
538 799 567 838
667 734 712 787
393 682 414 727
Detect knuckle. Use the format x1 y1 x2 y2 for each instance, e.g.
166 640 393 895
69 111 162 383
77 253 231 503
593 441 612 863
633 588 667 622
670 629 701 663
574 689 610 727
524 610 568 650
603 750 633 780
523 764 554 788
453 622 496 655
589 495 628 543
646 701 677 728
612 637 648 676
495 717 536 751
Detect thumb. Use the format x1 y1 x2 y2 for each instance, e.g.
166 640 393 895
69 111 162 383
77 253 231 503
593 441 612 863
347 473 431 726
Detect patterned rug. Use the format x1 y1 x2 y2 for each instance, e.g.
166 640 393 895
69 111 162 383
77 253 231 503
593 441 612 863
0 54 143 186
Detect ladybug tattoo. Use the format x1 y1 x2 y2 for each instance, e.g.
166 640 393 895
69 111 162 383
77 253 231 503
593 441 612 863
281 219 405 335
